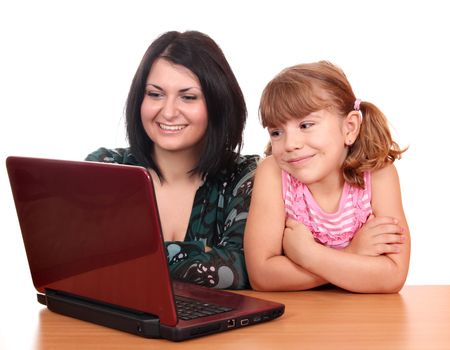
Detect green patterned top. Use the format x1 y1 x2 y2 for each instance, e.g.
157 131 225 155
85 147 259 289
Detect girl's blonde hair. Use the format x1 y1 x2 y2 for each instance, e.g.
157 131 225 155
259 61 406 188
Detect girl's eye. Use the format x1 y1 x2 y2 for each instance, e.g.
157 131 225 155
269 129 282 138
300 122 314 129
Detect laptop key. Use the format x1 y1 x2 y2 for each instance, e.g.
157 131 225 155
175 295 234 320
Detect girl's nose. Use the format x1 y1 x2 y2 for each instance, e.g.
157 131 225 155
284 131 303 152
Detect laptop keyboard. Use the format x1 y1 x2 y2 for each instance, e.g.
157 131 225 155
175 295 234 320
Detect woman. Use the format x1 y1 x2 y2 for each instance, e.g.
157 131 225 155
86 31 259 289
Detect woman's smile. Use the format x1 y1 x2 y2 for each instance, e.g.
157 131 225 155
157 122 188 132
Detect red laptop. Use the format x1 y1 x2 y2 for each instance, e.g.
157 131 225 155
6 156 284 341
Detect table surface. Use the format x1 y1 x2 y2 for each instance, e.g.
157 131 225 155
1 285 449 350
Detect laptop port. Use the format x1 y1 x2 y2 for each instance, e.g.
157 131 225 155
227 319 236 328
240 318 249 326
253 315 262 322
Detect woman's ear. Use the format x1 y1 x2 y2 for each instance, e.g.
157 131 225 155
343 111 361 146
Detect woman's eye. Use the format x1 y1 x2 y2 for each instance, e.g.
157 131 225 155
146 91 163 98
181 95 198 101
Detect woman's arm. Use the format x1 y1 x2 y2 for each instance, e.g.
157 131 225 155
244 156 328 291
283 164 410 293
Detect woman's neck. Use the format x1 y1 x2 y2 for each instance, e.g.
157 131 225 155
151 146 202 185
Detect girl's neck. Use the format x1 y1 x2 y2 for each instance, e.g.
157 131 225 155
306 172 345 213
307 173 344 194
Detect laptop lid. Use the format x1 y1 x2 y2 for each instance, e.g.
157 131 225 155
6 155 285 340
6 156 178 326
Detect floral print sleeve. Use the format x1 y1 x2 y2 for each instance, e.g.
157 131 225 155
85 147 139 165
85 148 259 290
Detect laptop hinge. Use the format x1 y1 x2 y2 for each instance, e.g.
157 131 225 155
42 290 161 338
37 293 47 305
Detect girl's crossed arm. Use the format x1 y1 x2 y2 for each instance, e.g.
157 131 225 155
283 164 410 293
244 156 328 291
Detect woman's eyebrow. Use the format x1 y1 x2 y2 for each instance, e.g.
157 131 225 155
180 86 202 93
145 83 163 90
145 84 201 93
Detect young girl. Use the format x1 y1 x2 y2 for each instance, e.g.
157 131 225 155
244 61 410 293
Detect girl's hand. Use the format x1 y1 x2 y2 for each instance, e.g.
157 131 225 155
346 215 406 256
282 218 316 263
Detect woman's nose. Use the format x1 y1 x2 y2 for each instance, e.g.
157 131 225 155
161 96 179 120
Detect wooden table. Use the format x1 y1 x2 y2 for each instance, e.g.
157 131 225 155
1 285 449 349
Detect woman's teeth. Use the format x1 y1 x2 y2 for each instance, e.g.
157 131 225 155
159 123 186 131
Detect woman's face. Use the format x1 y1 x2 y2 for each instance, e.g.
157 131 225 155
141 58 208 156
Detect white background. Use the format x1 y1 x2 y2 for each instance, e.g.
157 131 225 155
1 0 449 319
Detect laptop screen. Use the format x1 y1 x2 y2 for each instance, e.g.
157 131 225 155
7 157 178 326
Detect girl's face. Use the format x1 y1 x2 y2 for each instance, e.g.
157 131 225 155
269 109 349 187
141 58 208 156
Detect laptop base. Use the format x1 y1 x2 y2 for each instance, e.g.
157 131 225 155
40 290 161 338
38 289 284 342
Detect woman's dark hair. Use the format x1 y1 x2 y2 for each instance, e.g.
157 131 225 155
126 30 246 180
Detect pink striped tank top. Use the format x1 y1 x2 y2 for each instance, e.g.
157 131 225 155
282 171 372 249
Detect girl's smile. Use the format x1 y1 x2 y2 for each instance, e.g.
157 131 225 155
285 154 316 166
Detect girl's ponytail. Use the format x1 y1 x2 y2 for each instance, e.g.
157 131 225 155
343 101 406 188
